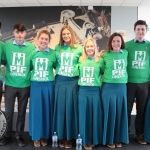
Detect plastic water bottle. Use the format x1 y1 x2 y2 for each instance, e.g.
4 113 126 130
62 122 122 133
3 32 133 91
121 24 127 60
52 132 58 148
76 134 82 150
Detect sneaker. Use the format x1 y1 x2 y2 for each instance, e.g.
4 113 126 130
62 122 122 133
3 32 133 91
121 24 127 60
16 137 25 147
0 136 11 146
34 140 40 147
107 143 115 148
41 139 47 146
65 140 72 148
59 139 66 147
115 143 122 148
84 144 93 150
136 135 147 144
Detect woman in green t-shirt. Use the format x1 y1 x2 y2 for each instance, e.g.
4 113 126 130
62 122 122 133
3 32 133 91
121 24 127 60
29 30 56 147
78 38 103 150
101 33 128 148
53 25 82 148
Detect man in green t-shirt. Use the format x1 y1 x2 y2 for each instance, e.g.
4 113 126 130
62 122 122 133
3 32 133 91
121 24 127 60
0 23 34 147
126 20 150 144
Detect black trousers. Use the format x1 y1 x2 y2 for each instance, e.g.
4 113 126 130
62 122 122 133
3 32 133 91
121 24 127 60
127 82 149 135
4 85 30 138
0 80 3 109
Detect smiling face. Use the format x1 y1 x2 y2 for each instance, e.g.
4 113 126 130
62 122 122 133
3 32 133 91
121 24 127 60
62 28 72 45
111 36 122 52
38 33 50 50
13 29 26 44
134 25 147 41
85 41 95 57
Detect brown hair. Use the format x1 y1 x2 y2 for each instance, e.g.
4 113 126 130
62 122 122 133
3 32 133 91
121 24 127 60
80 38 100 62
107 32 125 51
37 30 51 41
59 25 77 48
134 20 148 30
13 23 27 31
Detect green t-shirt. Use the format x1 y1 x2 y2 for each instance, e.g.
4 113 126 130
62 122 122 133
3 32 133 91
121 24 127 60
125 40 150 83
0 41 4 80
78 58 104 86
31 48 56 82
2 40 35 88
102 50 128 83
55 44 82 77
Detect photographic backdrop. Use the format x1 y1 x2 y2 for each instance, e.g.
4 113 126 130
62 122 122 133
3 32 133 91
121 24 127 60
0 6 111 50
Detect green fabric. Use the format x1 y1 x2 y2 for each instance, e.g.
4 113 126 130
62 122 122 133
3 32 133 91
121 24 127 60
78 87 103 145
101 83 128 144
2 40 35 87
53 77 79 140
78 58 104 86
102 50 128 83
0 41 4 80
125 40 150 83
31 48 56 82
55 44 82 77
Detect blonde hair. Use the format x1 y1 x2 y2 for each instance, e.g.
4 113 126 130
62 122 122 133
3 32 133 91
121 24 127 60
80 38 100 62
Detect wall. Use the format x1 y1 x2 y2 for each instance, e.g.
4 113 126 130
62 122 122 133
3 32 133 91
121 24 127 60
138 6 150 40
111 6 138 42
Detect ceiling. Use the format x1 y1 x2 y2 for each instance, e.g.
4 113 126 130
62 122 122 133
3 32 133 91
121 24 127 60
0 0 149 7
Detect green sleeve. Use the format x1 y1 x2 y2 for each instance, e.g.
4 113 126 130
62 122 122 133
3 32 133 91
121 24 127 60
54 44 60 62
52 50 57 69
54 44 60 52
99 57 105 74
30 49 36 71
76 57 81 72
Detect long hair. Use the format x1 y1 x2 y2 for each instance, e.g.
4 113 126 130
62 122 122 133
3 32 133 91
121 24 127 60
59 25 78 49
80 38 100 62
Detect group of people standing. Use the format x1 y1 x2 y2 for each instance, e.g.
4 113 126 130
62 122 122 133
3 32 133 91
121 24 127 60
0 19 150 149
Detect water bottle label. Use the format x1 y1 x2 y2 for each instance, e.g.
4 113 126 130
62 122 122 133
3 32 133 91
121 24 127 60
76 139 82 144
52 136 58 142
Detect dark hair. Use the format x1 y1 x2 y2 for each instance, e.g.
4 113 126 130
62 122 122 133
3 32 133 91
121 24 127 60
134 20 148 30
13 23 27 31
107 32 125 51
0 22 1 29
37 30 51 41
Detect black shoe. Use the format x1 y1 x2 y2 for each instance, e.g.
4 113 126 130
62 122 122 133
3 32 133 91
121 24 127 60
16 137 25 147
136 135 147 144
0 136 11 146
